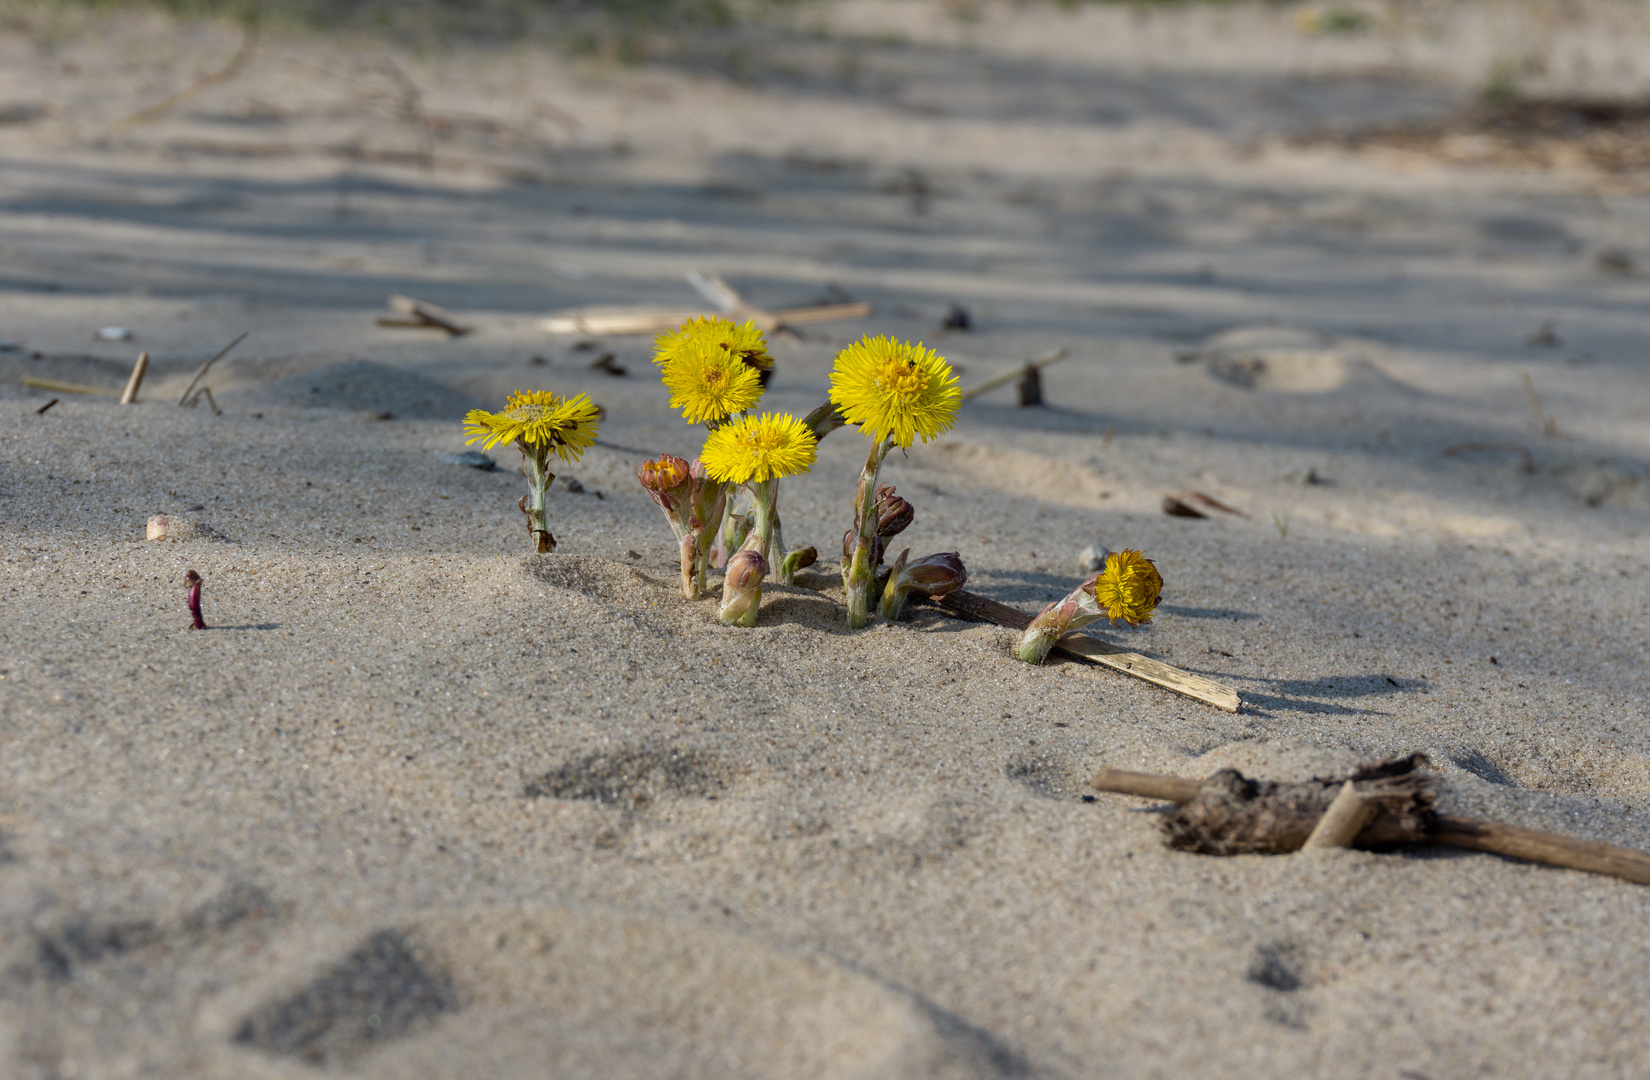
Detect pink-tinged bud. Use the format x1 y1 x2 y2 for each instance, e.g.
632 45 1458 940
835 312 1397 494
872 485 914 538
185 569 206 630
717 549 767 627
842 528 883 569
1014 574 1104 664
637 455 692 512
877 550 967 621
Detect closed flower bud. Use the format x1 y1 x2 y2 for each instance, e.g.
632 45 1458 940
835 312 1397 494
842 527 883 569
878 550 967 621
872 485 914 538
718 549 768 627
637 454 692 510
779 546 817 579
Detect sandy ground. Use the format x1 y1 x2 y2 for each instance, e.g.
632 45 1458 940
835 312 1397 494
2 1 1650 1077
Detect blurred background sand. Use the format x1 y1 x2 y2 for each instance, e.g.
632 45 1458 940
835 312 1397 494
1 1 1649 1076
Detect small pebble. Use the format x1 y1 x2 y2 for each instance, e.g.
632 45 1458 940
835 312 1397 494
1078 543 1110 574
442 451 496 471
0 341 20 353
96 326 133 341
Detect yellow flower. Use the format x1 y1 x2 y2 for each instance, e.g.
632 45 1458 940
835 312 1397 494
655 316 773 374
700 413 818 485
1092 549 1163 627
463 390 600 462
661 339 765 424
828 336 960 447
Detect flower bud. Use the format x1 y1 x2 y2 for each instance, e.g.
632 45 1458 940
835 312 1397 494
779 546 817 579
717 549 767 627
877 550 967 621
637 455 692 512
1014 575 1104 664
842 528 883 568
872 485 914 538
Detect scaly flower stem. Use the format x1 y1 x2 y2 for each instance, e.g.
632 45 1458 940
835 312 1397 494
844 438 893 628
519 443 556 553
743 478 780 566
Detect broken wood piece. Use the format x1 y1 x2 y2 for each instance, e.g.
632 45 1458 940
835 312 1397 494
177 330 248 406
382 294 470 336
1161 495 1208 518
925 588 1242 713
1302 780 1374 850
35 397 59 415
21 376 120 397
1432 815 1650 886
120 352 150 405
1183 491 1247 517
1017 364 1042 407
1088 756 1650 886
959 347 1069 402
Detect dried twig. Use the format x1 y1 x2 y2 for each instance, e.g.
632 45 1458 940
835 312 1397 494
111 25 258 132
34 398 59 415
22 376 119 397
377 294 470 336
177 331 249 406
925 589 1242 712
958 348 1069 402
120 352 150 405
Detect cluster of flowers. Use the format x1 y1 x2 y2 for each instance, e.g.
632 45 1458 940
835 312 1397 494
463 317 1163 654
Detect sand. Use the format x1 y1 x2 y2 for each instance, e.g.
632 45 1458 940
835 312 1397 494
2 1 1649 1076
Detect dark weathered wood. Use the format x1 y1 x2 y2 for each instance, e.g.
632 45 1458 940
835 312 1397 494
1088 757 1650 886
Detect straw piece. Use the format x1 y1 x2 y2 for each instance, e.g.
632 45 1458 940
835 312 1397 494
927 589 1242 712
22 376 120 397
1089 767 1200 803
1433 815 1650 886
177 331 248 405
120 352 150 405
382 294 470 336
1301 781 1374 850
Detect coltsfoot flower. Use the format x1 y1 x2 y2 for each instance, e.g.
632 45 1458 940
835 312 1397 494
701 413 818 486
1093 549 1163 626
829 336 960 448
655 316 774 378
464 391 601 553
831 336 960 628
718 548 768 627
661 339 765 426
877 550 966 622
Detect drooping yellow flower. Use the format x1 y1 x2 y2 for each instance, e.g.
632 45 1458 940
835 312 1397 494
828 336 960 447
463 391 600 462
700 413 818 485
655 316 773 374
661 339 765 425
1092 549 1163 627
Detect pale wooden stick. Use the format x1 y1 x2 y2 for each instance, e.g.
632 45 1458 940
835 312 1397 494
1089 767 1200 803
1302 781 1374 850
959 347 1069 402
928 589 1242 712
382 294 470 336
120 352 150 405
1433 815 1650 886
177 331 248 406
540 301 872 337
22 376 119 397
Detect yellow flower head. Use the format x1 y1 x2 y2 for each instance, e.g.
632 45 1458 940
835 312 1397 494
463 391 600 462
661 339 765 425
1091 549 1163 627
655 316 773 374
700 412 818 485
828 336 960 447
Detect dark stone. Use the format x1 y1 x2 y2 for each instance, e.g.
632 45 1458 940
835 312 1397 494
441 451 496 471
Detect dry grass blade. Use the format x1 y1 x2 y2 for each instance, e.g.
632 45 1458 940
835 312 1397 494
22 376 119 397
959 348 1069 401
111 26 258 132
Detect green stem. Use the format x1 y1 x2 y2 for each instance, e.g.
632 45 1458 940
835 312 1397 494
521 443 556 554
843 439 891 628
744 479 779 565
